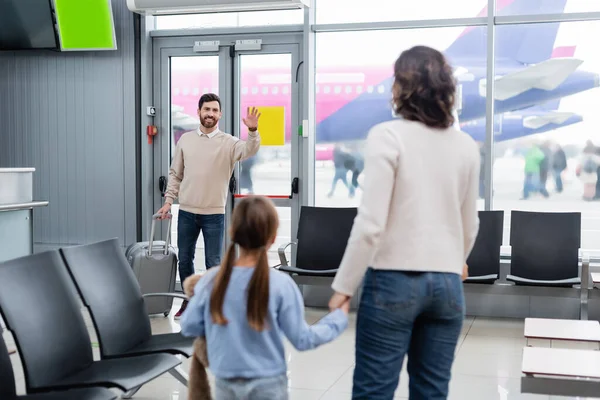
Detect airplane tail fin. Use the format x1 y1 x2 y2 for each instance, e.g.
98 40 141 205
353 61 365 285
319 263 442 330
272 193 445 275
551 46 576 58
446 0 568 64
495 0 567 16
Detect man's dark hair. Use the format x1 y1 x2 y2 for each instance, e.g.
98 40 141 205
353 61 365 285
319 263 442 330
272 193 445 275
392 46 456 129
198 93 221 111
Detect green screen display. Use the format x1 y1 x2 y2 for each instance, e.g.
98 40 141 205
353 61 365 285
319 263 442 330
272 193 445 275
54 0 117 51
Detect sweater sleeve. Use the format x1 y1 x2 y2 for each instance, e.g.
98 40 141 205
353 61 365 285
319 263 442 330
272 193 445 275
461 144 481 260
277 276 348 351
331 125 399 296
179 272 212 338
165 141 184 205
231 131 261 162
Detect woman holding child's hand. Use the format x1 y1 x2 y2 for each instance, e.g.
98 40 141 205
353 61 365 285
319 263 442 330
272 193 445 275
328 46 480 400
329 292 350 312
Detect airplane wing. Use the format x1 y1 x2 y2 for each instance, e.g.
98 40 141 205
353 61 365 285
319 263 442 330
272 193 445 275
479 58 584 101
172 110 198 131
523 111 578 130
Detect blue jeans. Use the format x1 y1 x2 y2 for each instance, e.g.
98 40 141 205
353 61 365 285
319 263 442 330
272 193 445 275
328 167 350 196
215 374 288 400
523 172 550 199
177 210 224 284
352 269 465 400
554 169 564 192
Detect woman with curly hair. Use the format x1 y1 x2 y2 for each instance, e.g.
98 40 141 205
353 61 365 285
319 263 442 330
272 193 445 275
329 45 480 400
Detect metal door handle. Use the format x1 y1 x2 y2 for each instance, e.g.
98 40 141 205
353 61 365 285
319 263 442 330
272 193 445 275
289 177 299 199
159 176 167 197
229 175 237 194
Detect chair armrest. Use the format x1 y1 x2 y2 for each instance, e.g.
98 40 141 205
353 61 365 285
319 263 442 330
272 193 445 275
506 275 580 286
582 253 591 288
143 292 189 301
278 265 338 277
278 242 296 267
464 274 498 283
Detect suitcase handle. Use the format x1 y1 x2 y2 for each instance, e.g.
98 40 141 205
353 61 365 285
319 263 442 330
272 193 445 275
148 213 172 256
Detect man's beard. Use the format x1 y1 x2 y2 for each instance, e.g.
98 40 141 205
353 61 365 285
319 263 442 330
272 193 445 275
201 116 217 129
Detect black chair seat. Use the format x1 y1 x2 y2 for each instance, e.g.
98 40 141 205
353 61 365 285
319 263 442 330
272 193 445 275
464 211 504 284
17 388 117 400
278 265 338 277
0 251 183 396
509 211 581 286
2 332 116 400
59 240 194 362
118 333 193 358
278 207 356 279
38 353 180 393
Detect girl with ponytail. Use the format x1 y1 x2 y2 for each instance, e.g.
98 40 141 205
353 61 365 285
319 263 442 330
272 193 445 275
180 196 349 400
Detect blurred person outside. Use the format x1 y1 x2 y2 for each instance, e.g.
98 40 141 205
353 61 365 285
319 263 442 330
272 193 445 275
577 141 600 201
328 144 354 198
522 142 549 200
552 143 568 193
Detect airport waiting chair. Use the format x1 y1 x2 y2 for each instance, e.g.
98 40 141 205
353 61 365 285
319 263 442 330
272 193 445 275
59 239 192 388
0 251 182 399
277 206 357 282
507 211 581 287
465 210 504 284
0 334 117 400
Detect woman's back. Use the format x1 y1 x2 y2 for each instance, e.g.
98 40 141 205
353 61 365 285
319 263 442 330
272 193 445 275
331 117 480 295
374 118 479 273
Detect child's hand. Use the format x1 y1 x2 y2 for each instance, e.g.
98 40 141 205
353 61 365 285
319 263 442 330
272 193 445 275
462 264 469 281
340 299 351 315
183 274 203 298
329 292 350 312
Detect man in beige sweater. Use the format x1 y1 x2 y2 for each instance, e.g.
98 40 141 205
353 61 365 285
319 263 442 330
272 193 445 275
156 93 261 319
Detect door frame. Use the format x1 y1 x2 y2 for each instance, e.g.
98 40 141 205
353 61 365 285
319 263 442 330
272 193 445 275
151 31 304 265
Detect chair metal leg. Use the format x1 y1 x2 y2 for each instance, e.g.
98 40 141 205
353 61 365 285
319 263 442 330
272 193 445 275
580 254 591 321
121 386 141 399
169 365 189 385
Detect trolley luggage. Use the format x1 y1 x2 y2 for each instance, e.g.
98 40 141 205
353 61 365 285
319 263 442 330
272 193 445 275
126 213 178 317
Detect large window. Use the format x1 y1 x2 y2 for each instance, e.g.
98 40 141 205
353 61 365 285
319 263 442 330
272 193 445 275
314 27 487 209
155 9 303 30
316 0 487 24
491 21 600 249
152 0 600 252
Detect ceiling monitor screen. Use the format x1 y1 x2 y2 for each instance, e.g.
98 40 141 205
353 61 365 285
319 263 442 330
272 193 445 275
54 0 117 51
0 0 58 50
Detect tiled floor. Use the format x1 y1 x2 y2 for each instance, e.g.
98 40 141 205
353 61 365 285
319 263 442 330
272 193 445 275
2 301 594 399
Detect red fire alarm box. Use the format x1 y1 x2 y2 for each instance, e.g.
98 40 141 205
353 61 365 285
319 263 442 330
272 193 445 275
147 125 158 144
